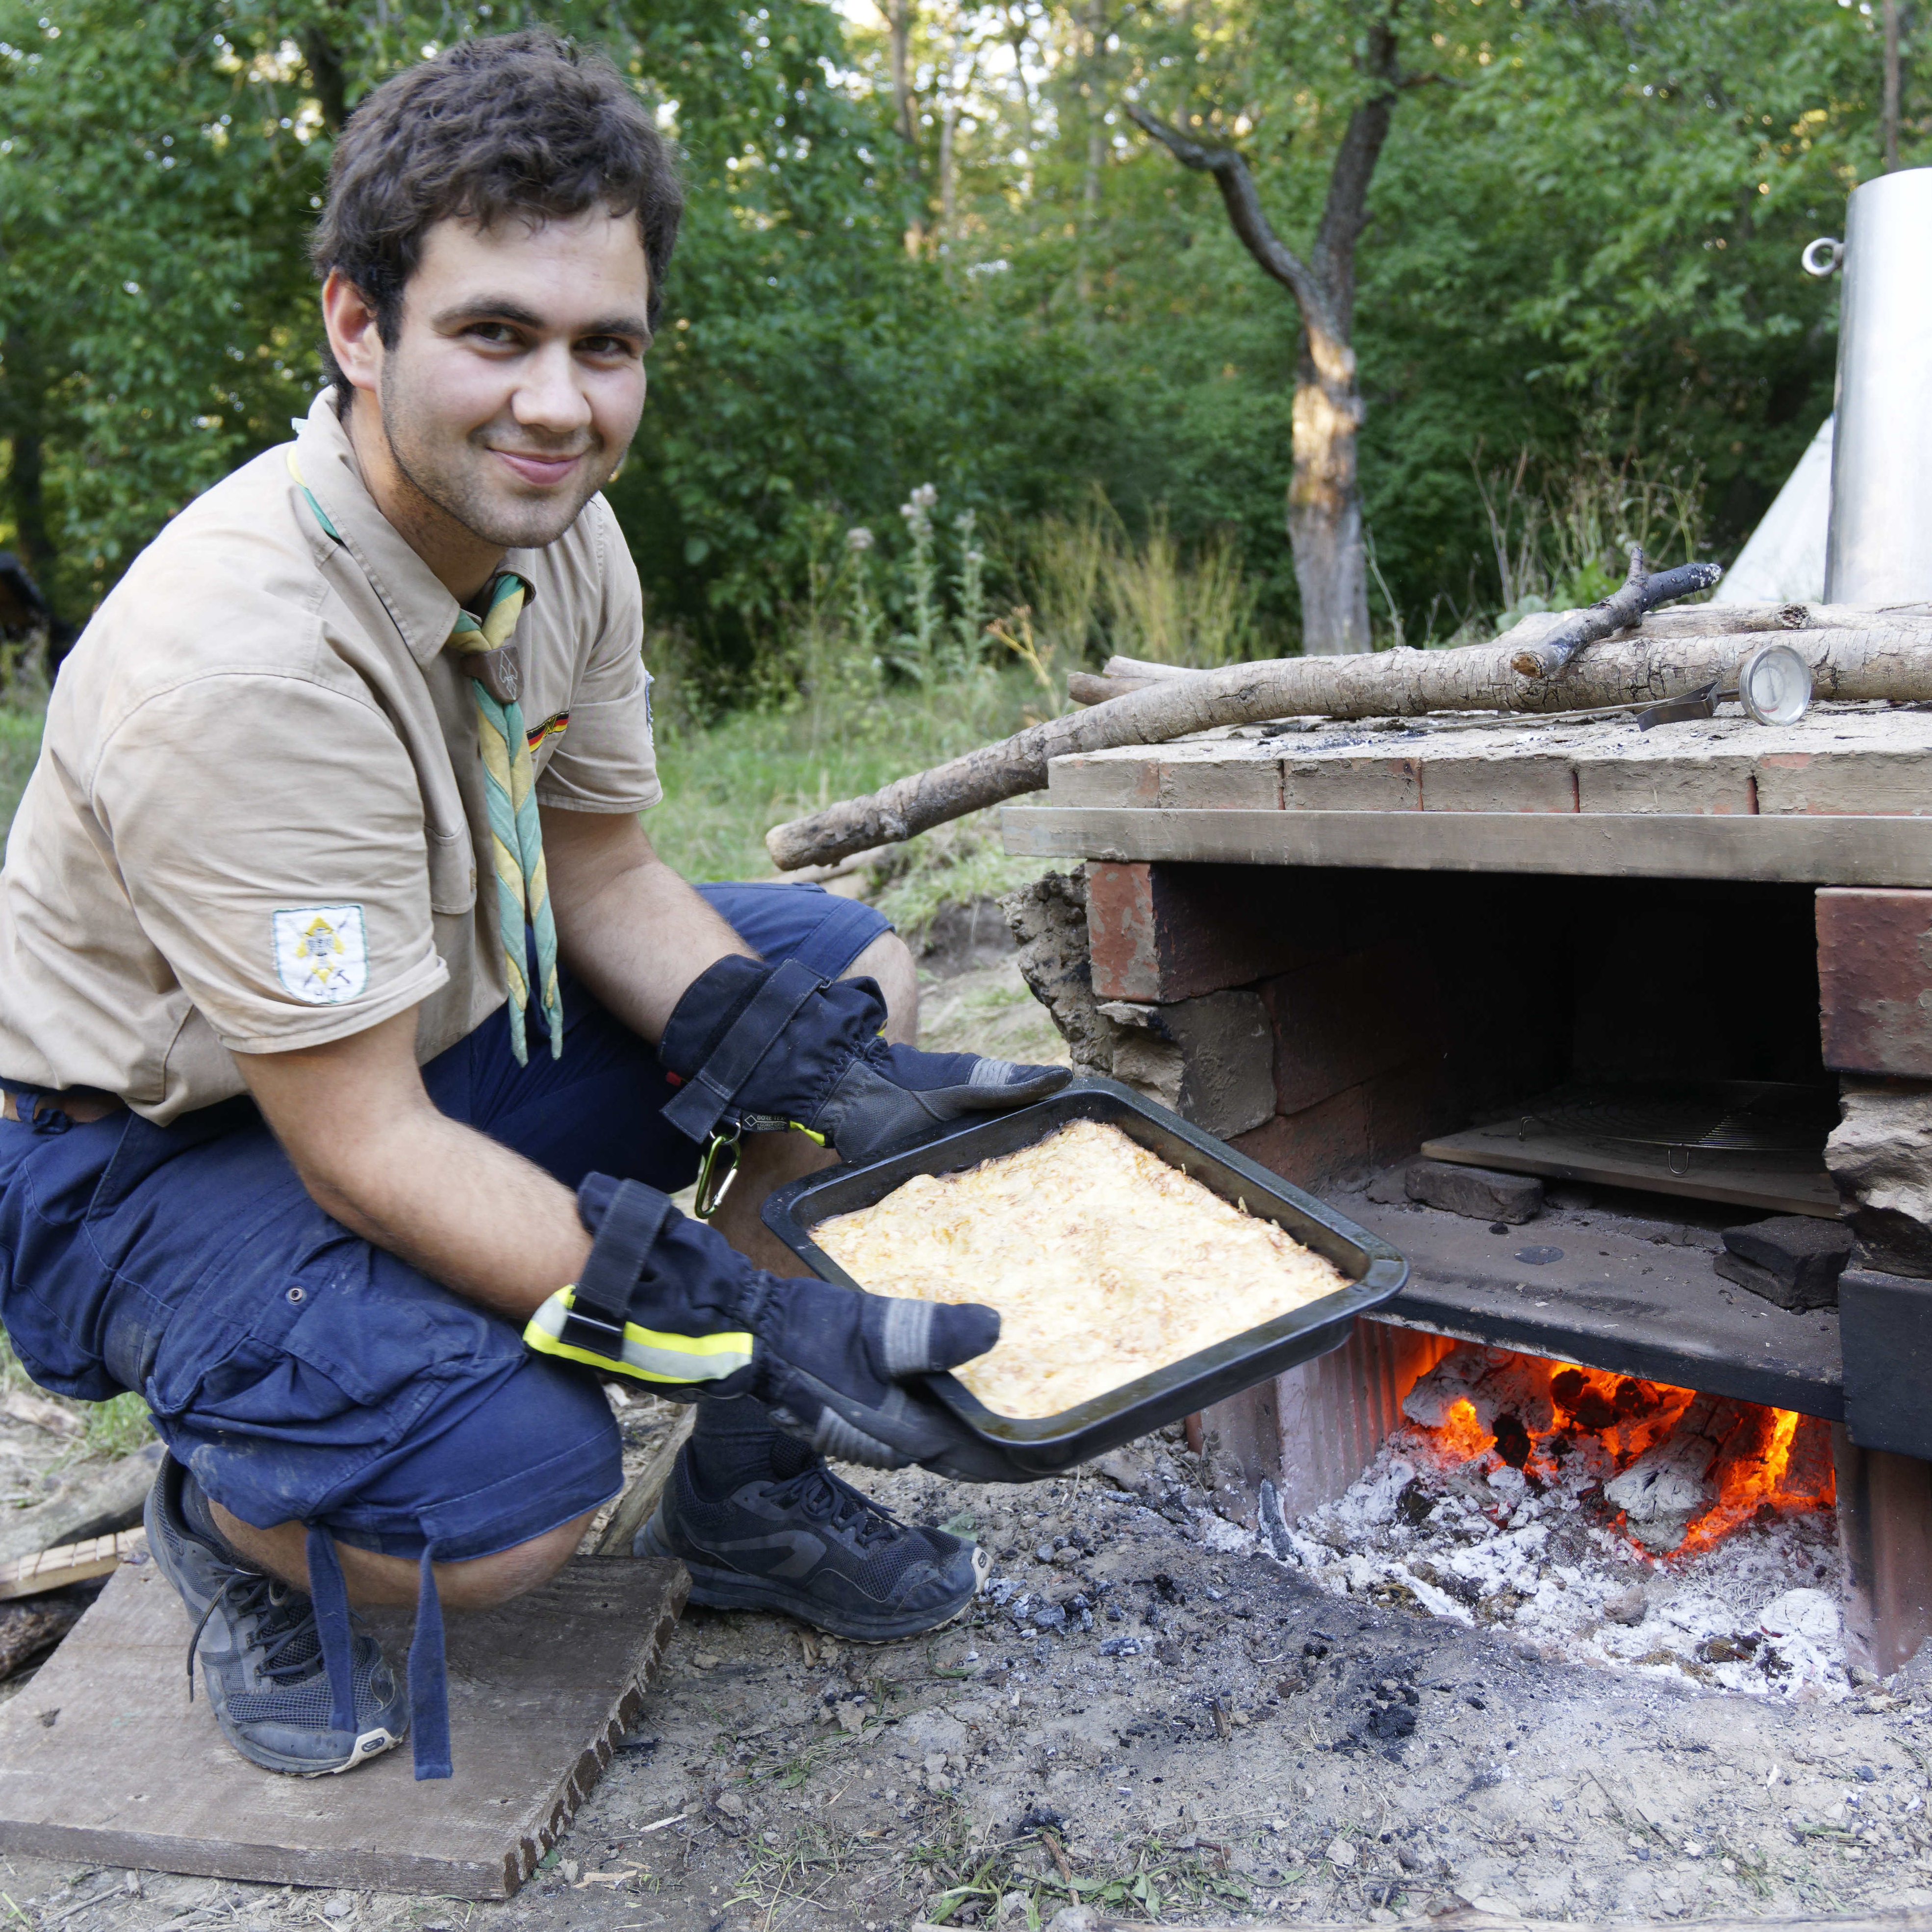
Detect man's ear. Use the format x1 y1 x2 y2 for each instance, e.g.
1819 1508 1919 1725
321 268 385 402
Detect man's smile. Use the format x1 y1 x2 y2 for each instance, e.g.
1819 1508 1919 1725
490 447 588 487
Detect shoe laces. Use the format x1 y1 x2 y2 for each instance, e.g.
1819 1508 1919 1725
770 1464 903 1550
185 1569 324 1702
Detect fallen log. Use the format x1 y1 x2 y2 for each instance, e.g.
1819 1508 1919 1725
1064 604 1861 705
1509 547 1725 681
766 606 1932 871
1066 670 1153 706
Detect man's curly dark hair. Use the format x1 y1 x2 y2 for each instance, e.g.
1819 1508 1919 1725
310 31 682 397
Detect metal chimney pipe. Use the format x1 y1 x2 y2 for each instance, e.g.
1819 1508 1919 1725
1825 167 1932 602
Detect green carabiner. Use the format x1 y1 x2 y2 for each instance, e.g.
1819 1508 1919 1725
693 1122 743 1219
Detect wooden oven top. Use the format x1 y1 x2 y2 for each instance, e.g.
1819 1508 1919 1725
1001 701 1932 886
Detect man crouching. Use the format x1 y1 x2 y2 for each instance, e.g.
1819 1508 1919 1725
0 32 1063 1780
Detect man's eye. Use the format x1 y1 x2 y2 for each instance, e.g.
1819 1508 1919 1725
581 337 640 360
468 322 519 345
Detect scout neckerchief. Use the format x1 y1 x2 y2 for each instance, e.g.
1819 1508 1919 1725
443 573 563 1064
287 452 563 1066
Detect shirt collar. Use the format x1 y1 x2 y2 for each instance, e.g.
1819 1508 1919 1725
289 391 540 667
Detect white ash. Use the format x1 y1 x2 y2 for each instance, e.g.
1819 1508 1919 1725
1277 1421 1850 1699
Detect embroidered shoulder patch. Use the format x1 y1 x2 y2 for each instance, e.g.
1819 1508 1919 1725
272 905 368 1005
524 709 570 751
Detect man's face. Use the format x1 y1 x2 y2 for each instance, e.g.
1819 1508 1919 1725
355 210 651 558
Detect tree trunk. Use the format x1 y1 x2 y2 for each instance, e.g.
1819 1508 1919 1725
8 422 53 588
1077 0 1106 308
1 329 50 580
939 94 958 244
1126 4 1398 657
1884 0 1902 173
890 0 924 254
298 23 348 134
1290 324 1369 654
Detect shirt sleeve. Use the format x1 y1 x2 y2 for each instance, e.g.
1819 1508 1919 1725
534 500 664 814
90 672 449 1053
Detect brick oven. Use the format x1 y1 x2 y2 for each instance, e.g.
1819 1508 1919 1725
1002 698 1932 1676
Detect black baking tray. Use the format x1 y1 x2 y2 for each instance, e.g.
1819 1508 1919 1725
761 1077 1409 1478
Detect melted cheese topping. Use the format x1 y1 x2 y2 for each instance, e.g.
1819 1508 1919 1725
813 1120 1351 1419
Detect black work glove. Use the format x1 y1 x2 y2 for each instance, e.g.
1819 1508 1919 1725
523 1175 1002 1470
658 956 1069 1166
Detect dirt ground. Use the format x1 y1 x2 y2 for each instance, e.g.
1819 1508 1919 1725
5 926 1932 1930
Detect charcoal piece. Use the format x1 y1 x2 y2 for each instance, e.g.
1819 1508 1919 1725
1717 1215 1854 1311
1364 1701 1416 1741
1404 1160 1543 1225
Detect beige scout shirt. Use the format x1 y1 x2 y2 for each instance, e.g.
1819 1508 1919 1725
0 393 661 1124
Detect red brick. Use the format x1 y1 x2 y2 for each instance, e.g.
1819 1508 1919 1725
1818 888 1932 1078
1231 1086 1373 1193
1086 863 1160 1002
1085 862 1322 1003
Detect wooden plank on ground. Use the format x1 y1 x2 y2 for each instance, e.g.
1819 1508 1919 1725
1420 1124 1841 1218
0 1550 687 1899
999 806 1932 886
0 1528 142 1600
594 1405 695 1556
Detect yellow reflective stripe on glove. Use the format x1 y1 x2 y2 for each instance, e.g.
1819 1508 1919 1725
523 1288 754 1383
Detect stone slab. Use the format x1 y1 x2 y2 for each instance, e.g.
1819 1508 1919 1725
1003 806 1932 887
1718 1214 1855 1310
1041 703 1932 824
1422 1121 1841 1218
1280 754 1419 812
0 1552 687 1898
1571 746 1758 815
1403 1159 1545 1225
1416 749 1577 813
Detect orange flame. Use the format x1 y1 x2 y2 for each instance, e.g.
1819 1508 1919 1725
1402 1350 1834 1557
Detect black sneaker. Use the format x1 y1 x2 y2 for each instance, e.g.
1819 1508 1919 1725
144 1454 407 1775
637 1452 989 1641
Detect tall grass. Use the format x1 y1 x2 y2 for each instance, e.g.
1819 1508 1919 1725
1474 443 1710 639
1006 491 1263 673
645 668 1048 884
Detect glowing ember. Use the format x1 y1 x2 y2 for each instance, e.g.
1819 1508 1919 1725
1403 1347 1833 1557
1278 1340 1847 1698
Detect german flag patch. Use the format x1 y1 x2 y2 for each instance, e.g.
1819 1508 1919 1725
525 710 570 751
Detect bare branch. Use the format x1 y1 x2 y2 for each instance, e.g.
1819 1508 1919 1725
1122 103 1337 336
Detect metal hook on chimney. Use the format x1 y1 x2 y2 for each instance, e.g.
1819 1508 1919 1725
1801 236 1843 277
